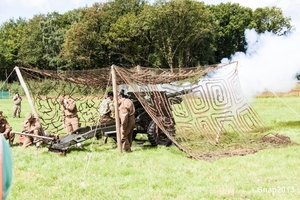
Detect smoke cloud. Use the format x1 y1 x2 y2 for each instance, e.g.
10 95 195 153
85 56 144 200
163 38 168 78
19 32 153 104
220 0 300 99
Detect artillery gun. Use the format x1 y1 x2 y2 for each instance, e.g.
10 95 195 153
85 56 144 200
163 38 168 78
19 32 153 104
16 90 184 154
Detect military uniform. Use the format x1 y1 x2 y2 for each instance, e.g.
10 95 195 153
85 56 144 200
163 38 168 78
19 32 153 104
21 113 42 148
12 92 22 118
99 94 115 125
0 111 15 146
118 96 135 152
60 97 79 134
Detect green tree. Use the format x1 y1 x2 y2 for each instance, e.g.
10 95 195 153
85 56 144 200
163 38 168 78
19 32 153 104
0 0 294 72
210 3 292 62
105 0 148 67
107 13 143 66
0 18 27 71
61 4 105 69
210 3 253 62
250 6 292 35
62 0 148 69
17 10 82 70
40 12 68 70
16 14 46 68
138 0 215 70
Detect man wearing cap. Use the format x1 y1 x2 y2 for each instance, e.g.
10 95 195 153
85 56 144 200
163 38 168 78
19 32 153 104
0 111 15 146
21 113 42 148
58 96 79 134
12 91 22 118
118 92 135 152
99 91 115 125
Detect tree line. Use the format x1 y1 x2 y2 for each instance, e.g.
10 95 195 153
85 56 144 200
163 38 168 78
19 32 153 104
0 0 292 80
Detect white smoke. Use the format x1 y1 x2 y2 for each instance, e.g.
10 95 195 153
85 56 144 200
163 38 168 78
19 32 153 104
222 29 300 98
219 0 300 99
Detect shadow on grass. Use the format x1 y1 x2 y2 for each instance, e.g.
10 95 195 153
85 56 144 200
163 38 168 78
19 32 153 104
276 121 300 127
55 137 160 154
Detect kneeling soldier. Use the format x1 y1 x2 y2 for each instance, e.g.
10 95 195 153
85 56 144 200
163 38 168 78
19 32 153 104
21 113 42 148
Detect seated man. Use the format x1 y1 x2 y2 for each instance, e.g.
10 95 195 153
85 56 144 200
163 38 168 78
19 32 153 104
0 111 15 146
21 112 42 148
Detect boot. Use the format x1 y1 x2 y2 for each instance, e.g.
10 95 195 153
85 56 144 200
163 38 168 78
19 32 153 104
22 137 32 148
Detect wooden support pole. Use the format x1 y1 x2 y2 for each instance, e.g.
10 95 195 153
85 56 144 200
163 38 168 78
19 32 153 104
14 66 45 135
14 66 39 118
111 65 122 153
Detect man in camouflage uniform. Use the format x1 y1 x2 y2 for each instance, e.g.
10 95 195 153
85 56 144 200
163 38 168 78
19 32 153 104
118 92 135 152
99 91 115 125
12 92 22 118
59 96 79 134
99 91 115 143
21 112 42 148
0 111 15 146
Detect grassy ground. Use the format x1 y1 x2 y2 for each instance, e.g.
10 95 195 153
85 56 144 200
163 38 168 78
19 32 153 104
2 93 300 200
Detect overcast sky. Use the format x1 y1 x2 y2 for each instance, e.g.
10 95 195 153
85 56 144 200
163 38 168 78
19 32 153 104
0 0 103 24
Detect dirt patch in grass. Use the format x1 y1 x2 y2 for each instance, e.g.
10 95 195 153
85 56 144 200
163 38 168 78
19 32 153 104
188 133 298 161
260 133 292 144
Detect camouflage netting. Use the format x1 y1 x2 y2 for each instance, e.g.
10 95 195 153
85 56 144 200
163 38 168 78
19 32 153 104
18 62 295 161
18 67 114 133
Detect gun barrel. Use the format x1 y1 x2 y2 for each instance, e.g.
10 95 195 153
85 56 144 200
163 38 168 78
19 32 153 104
12 131 54 140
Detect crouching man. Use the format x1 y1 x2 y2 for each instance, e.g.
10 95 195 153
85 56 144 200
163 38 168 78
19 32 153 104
0 111 15 146
21 113 42 148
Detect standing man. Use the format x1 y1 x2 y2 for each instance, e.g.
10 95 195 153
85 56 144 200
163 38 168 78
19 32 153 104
99 91 115 125
0 111 15 146
21 113 42 148
59 96 80 134
12 91 22 118
118 92 135 152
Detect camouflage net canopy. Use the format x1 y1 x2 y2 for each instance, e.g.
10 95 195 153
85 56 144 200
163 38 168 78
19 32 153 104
18 67 114 133
18 62 294 161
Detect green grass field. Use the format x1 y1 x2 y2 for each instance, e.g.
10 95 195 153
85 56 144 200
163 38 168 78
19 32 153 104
2 94 300 200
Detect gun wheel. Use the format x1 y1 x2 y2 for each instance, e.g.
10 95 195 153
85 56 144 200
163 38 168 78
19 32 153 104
147 120 172 146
